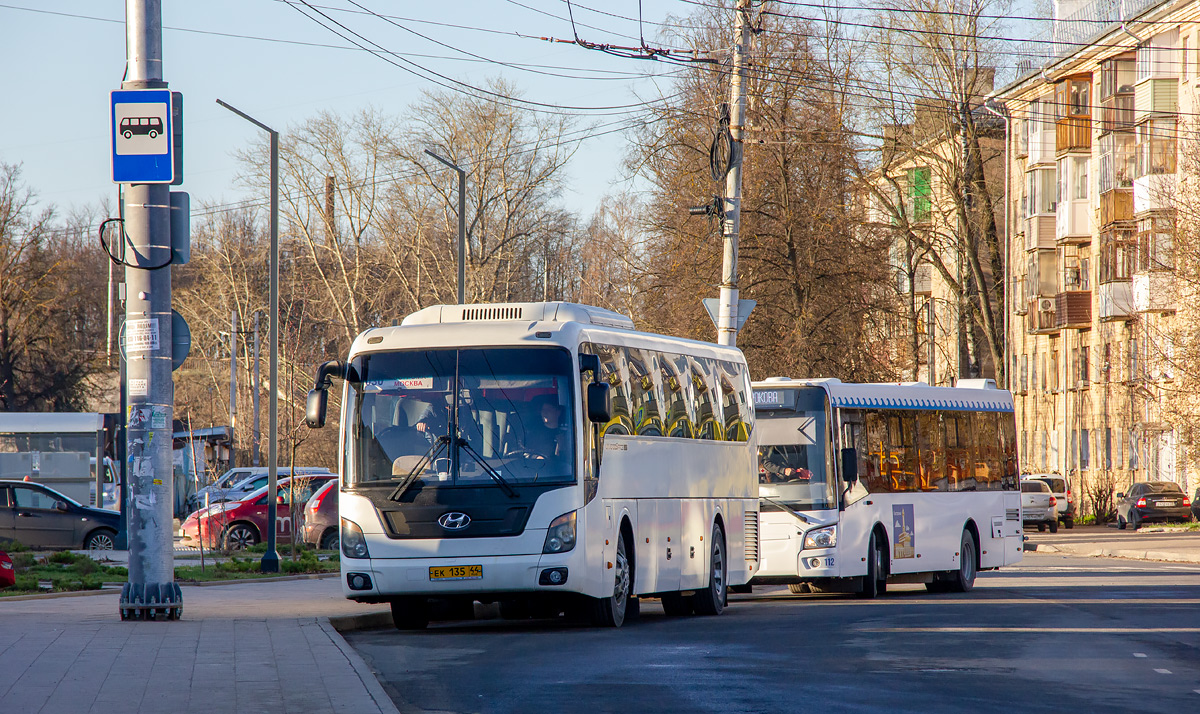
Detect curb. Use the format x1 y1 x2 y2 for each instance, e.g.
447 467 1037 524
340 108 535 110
328 610 394 632
1028 542 1200 565
319 617 402 714
1 572 340 601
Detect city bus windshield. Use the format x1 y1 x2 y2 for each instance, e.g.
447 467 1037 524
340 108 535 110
345 347 576 488
756 388 835 511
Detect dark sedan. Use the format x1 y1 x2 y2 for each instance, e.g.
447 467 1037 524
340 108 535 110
1116 481 1193 530
0 480 121 549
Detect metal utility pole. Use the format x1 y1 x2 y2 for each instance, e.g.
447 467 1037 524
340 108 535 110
228 310 237 464
216 99 281 572
252 312 261 467
120 0 179 619
424 149 467 304
716 0 752 347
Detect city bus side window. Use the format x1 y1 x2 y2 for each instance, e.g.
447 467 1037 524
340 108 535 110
886 411 918 492
692 357 720 440
627 348 663 436
596 344 631 436
975 412 1002 491
864 410 889 492
662 353 695 439
916 412 944 491
999 412 1019 490
717 363 742 441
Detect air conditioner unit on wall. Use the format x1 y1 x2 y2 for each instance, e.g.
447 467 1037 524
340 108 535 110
1039 298 1055 312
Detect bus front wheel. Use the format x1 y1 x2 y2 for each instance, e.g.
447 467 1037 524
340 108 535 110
591 531 632 627
857 532 886 599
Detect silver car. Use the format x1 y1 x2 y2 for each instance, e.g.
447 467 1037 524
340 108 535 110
1021 480 1058 533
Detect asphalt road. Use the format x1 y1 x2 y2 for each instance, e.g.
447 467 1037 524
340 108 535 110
346 553 1200 714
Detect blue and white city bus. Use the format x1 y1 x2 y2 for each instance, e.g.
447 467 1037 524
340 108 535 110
305 302 760 628
751 378 1022 596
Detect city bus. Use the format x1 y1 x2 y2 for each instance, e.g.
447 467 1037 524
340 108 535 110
751 377 1022 597
305 302 760 628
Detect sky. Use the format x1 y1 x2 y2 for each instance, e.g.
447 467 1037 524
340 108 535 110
0 0 693 223
0 0 1048 226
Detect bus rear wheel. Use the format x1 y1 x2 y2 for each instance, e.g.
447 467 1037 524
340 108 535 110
945 530 977 593
590 532 631 627
692 522 727 616
391 597 430 630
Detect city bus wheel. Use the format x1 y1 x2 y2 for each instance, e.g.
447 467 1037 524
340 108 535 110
857 532 886 599
591 532 631 627
947 530 977 593
693 522 727 616
391 597 430 630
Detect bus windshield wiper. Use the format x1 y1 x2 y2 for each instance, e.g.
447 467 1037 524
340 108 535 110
760 496 811 524
457 438 518 499
389 435 450 502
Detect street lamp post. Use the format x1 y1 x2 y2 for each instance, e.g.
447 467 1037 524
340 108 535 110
216 99 281 573
423 149 466 304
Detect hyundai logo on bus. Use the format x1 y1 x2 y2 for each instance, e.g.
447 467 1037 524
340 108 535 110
438 512 471 530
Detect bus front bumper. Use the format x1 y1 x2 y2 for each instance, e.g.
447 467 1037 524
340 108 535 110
340 551 585 601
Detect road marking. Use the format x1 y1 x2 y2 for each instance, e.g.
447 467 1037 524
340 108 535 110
860 627 1200 634
1154 668 1172 674
1133 653 1148 658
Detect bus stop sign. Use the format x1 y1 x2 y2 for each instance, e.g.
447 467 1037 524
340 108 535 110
111 89 174 184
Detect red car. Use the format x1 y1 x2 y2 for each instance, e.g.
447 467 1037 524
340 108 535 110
0 551 14 589
302 480 339 551
180 475 335 550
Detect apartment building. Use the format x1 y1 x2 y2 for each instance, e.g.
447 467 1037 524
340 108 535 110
997 0 1198 510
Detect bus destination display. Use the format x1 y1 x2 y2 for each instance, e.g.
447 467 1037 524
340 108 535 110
752 388 796 410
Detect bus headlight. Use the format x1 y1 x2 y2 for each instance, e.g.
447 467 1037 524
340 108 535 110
803 525 836 550
341 518 370 559
542 511 577 554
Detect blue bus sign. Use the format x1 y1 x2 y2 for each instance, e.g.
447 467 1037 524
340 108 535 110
111 89 174 184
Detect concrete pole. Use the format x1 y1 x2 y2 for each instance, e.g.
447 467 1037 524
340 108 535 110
228 310 237 464
717 0 752 347
424 149 466 304
121 0 177 617
215 99 280 571
252 312 261 467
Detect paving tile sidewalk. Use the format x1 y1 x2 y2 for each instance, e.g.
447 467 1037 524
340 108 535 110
0 576 396 714
1024 524 1200 565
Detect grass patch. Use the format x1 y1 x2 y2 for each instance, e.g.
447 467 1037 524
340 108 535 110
1 551 128 597
174 550 338 582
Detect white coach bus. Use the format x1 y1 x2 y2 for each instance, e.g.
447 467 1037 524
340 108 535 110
305 302 760 628
751 378 1022 597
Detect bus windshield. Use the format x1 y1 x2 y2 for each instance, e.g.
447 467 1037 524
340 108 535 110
345 347 576 488
756 390 835 511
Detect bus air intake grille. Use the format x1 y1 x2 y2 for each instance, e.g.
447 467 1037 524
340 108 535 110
744 511 760 563
1006 508 1020 521
462 306 523 321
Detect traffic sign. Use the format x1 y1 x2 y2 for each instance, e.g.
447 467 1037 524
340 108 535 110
703 298 756 332
111 89 174 184
117 309 191 371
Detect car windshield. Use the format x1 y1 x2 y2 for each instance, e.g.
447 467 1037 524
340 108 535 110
1021 481 1048 493
345 347 576 488
755 387 834 511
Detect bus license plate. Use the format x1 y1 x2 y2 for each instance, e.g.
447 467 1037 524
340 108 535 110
429 565 482 581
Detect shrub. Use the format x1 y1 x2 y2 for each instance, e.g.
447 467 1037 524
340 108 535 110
48 551 78 565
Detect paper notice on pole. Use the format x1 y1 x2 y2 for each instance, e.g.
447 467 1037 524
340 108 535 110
126 318 160 353
130 407 150 429
133 493 156 510
150 406 168 430
129 378 149 396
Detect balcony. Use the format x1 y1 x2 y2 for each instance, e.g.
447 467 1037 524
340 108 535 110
1134 173 1175 215
1028 129 1055 167
1100 94 1134 134
1054 290 1092 328
1056 198 1091 244
1097 281 1134 321
1055 116 1091 154
1026 299 1058 334
1132 271 1176 313
1134 78 1178 123
1025 214 1055 251
1100 189 1132 227
913 264 932 296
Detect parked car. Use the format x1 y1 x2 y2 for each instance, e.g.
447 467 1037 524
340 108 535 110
186 466 334 513
1021 479 1058 533
302 480 339 551
1023 474 1074 529
180 474 336 550
0 551 14 589
0 479 121 549
1194 488 1200 522
1115 481 1193 530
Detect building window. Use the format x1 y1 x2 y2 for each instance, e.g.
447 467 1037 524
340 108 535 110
906 167 932 223
1129 431 1139 469
1051 350 1059 391
1100 228 1136 283
1105 427 1113 469
1136 118 1177 176
1080 429 1090 469
1071 156 1089 200
1137 216 1174 271
1080 345 1089 385
1130 339 1139 379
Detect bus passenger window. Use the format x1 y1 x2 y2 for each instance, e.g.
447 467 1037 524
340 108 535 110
595 344 632 436
662 354 695 439
627 348 664 436
916 412 944 491
692 357 720 440
975 412 1002 491
864 411 889 492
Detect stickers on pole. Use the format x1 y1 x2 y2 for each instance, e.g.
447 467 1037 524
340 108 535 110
126 318 160 353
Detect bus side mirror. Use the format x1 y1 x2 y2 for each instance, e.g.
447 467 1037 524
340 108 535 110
579 353 601 382
306 389 328 429
587 382 611 424
841 448 859 484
